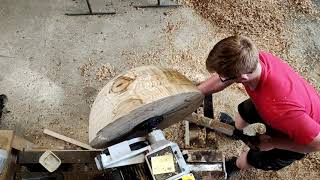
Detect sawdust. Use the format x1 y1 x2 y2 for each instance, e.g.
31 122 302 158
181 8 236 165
120 49 162 69
119 16 214 86
288 0 316 14
95 63 115 81
162 19 213 84
79 60 116 83
182 0 285 54
182 0 316 56
163 21 180 34
79 59 95 77
163 122 185 148
180 0 320 95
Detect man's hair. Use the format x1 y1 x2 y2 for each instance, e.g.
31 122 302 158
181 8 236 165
206 35 259 77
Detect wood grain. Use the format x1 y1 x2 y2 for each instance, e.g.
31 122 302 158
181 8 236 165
89 65 204 148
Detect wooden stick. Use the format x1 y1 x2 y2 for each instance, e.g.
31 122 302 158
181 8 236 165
185 113 235 136
43 129 95 150
184 121 190 147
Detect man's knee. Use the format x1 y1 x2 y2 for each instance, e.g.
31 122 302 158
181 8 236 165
236 150 252 170
235 112 249 129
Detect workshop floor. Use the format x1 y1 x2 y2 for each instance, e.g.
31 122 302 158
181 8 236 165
0 0 319 179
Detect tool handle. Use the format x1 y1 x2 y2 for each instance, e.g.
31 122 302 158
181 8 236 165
233 129 260 151
187 113 235 136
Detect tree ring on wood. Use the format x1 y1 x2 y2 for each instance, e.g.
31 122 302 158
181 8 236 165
89 65 204 148
110 76 135 93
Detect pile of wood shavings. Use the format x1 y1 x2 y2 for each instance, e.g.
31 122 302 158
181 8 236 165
79 59 116 83
288 0 316 14
79 59 94 77
120 49 162 70
182 0 316 55
95 64 116 81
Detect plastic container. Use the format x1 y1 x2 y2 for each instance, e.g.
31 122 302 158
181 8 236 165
39 150 61 172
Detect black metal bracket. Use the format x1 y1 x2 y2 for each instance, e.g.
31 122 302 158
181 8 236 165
104 116 164 147
0 94 8 119
203 95 214 119
134 0 182 8
65 0 116 16
135 116 164 132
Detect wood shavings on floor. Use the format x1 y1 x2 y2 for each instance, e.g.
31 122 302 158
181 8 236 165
95 63 116 81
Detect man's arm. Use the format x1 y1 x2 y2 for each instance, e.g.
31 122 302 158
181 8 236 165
260 133 320 153
260 111 320 153
197 73 233 95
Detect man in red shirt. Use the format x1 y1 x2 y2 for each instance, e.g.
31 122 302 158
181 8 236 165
198 35 320 177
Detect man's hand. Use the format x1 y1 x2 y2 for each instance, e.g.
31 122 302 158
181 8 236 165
197 84 206 95
258 135 274 151
197 74 232 95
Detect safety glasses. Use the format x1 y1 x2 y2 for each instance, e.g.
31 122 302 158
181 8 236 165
219 76 237 82
219 71 253 83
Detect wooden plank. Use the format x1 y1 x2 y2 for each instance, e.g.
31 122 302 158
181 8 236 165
12 135 37 151
0 130 14 180
18 150 101 164
0 130 13 151
43 129 95 150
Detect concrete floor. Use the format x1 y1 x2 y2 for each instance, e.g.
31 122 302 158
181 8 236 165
1 0 319 147
1 0 320 179
0 0 224 148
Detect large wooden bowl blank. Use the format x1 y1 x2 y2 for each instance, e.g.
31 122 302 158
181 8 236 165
89 65 204 148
